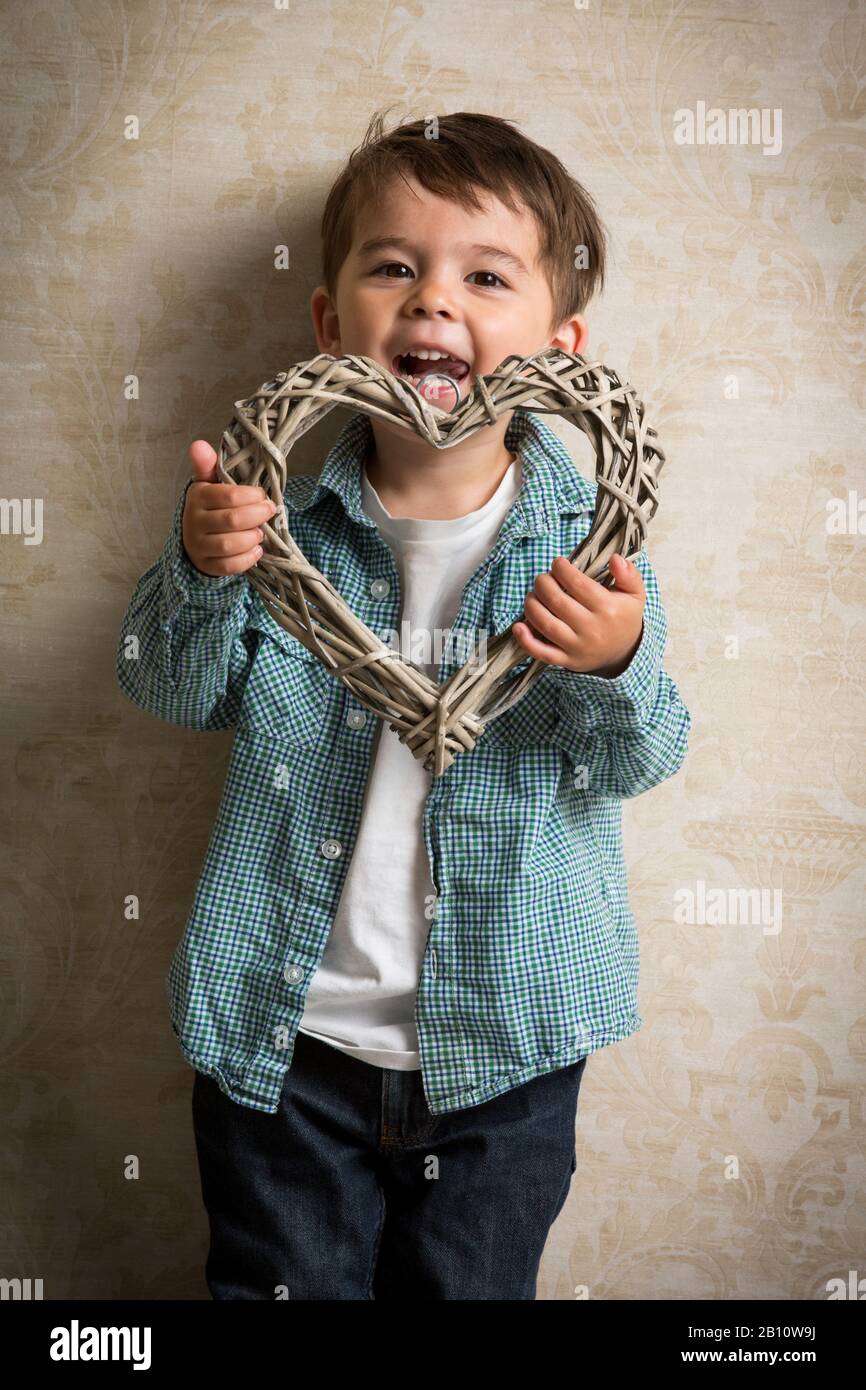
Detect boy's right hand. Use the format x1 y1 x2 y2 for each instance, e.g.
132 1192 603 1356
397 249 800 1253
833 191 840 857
181 440 278 577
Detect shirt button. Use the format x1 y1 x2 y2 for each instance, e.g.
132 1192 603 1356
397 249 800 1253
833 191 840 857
321 838 343 859
284 963 304 984
346 709 367 729
370 578 390 598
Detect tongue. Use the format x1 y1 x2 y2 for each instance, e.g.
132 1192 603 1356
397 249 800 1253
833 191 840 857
407 354 468 380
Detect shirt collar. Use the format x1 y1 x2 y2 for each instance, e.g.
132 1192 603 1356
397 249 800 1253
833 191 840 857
281 407 595 538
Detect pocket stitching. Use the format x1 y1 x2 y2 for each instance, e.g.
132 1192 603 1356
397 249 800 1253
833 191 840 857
238 633 329 748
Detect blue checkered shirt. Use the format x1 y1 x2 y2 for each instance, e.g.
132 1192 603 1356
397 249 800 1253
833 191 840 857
116 407 691 1115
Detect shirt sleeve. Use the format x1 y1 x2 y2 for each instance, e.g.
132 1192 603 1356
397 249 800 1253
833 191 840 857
115 479 257 730
545 545 691 799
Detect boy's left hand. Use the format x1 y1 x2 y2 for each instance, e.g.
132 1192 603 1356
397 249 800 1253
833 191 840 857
512 553 646 679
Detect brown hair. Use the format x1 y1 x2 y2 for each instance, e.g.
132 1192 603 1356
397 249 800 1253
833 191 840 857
319 108 608 332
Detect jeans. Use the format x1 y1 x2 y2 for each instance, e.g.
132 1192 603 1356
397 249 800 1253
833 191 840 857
192 1029 588 1300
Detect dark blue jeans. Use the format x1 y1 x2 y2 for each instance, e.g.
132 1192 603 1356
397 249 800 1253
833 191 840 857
192 1029 587 1300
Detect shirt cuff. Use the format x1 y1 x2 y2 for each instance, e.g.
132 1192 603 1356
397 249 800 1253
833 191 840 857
547 614 663 733
160 479 247 622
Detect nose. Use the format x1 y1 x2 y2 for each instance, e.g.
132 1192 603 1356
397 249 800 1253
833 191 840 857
404 272 456 318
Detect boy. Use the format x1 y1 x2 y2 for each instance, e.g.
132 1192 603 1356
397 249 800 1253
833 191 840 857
116 110 691 1300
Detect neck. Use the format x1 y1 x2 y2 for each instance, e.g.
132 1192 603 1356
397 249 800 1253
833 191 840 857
364 414 518 520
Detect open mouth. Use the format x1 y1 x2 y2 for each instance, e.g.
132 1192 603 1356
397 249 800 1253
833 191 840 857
392 351 472 389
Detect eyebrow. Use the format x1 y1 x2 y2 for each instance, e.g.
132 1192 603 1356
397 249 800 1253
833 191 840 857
357 235 531 278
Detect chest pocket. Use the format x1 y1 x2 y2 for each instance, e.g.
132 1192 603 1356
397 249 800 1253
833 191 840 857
478 607 559 746
238 616 333 749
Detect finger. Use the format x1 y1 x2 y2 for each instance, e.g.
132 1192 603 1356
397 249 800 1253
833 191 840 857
195 543 263 577
197 483 275 510
522 592 584 656
530 569 595 627
199 498 278 532
544 556 612 612
196 527 265 559
517 594 576 656
607 552 645 596
188 439 220 482
511 617 572 666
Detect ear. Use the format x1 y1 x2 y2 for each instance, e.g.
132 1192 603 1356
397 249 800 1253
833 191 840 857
548 312 588 356
310 286 341 355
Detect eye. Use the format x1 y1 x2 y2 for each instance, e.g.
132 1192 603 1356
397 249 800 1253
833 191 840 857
467 270 508 289
370 263 509 289
372 262 413 278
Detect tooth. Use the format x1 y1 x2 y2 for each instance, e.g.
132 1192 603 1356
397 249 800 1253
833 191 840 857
402 348 458 363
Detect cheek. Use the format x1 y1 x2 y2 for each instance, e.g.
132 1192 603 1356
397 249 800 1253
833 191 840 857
342 291 386 336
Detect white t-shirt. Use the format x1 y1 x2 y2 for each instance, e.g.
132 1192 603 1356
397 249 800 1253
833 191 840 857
298 452 523 1070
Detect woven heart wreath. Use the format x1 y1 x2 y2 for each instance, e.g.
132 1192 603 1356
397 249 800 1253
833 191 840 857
216 349 664 776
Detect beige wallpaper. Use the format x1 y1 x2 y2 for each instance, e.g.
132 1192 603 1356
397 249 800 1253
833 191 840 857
2 0 864 1302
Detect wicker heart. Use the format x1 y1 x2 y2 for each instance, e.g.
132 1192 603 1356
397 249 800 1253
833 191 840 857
217 349 664 776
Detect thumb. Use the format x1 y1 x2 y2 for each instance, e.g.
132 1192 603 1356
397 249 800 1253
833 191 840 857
188 439 221 483
609 552 644 594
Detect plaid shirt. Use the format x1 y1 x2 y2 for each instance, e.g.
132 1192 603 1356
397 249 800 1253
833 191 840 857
116 407 691 1115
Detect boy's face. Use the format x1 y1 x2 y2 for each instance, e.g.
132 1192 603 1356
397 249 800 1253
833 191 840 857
311 174 586 404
